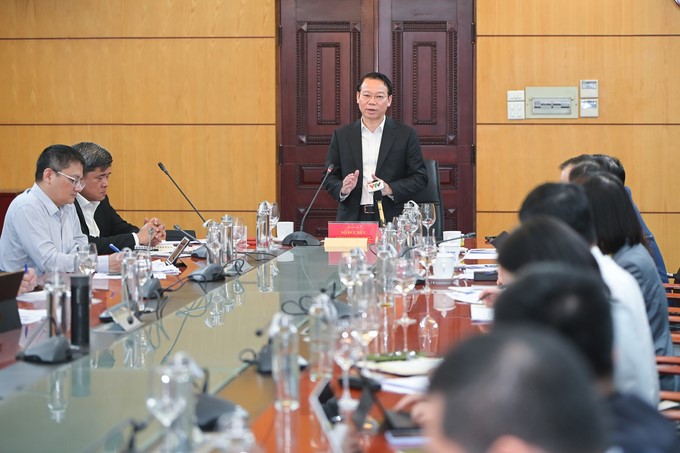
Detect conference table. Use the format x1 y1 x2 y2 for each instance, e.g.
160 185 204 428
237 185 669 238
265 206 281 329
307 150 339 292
0 244 486 452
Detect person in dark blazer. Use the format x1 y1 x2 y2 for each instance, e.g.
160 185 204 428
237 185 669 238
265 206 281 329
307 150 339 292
324 72 428 223
72 142 166 255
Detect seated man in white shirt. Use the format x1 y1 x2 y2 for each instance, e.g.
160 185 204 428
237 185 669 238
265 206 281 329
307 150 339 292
0 144 121 276
72 142 166 254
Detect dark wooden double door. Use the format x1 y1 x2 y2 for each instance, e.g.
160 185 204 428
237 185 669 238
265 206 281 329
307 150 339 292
278 0 475 237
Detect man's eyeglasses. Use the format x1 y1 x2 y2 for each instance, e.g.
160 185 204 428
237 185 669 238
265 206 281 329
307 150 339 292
55 171 86 190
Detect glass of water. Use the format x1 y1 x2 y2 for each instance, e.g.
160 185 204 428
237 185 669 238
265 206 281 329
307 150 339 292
146 365 188 451
135 251 153 311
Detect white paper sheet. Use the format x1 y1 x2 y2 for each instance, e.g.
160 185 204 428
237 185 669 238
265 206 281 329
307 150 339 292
470 304 494 322
380 375 430 395
445 287 485 304
16 290 48 304
19 308 47 325
463 248 498 260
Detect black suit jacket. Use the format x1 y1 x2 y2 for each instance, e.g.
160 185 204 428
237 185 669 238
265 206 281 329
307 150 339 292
74 196 139 254
324 117 428 222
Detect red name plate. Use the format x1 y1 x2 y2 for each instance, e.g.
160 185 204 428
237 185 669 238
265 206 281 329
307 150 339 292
328 221 379 244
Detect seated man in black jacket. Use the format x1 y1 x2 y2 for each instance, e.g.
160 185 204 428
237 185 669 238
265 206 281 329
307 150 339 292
72 142 166 254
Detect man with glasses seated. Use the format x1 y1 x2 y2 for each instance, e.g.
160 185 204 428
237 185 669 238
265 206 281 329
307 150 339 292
0 144 122 277
72 142 166 254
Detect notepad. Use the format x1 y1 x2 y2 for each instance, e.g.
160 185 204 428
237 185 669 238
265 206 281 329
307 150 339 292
364 357 442 376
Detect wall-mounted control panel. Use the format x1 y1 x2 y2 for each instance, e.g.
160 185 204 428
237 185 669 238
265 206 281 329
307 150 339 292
525 87 579 119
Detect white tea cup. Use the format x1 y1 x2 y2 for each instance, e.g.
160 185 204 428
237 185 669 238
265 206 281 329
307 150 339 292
276 221 294 240
433 252 457 279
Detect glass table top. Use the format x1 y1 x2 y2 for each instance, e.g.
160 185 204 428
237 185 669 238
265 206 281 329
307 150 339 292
0 247 342 452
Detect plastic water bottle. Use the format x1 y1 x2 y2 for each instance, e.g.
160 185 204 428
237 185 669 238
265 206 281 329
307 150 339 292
221 215 235 265
256 202 270 252
167 352 204 452
307 291 337 382
270 312 300 411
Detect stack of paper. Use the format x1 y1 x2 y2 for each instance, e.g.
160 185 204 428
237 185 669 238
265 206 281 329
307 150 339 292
445 287 485 304
364 357 442 376
458 264 498 280
151 260 181 276
463 248 498 260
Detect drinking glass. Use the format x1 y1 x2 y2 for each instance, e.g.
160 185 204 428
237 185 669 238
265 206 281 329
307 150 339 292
43 271 68 336
352 304 380 365
417 236 438 293
135 251 153 311
374 241 397 306
334 323 363 412
420 203 436 237
269 202 280 250
205 222 223 265
146 365 188 451
231 217 246 252
352 271 380 362
74 243 97 275
338 252 358 308
418 291 439 356
121 249 140 316
374 244 397 354
392 257 417 354
74 243 98 294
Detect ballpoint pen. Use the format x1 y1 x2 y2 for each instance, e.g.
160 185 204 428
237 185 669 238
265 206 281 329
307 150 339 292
109 243 122 253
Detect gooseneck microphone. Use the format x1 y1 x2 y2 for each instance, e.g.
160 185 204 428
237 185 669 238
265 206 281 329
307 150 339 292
282 163 334 247
158 162 207 224
173 225 224 282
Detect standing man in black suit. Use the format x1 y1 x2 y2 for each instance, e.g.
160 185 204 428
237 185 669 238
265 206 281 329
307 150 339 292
72 142 166 254
324 72 428 223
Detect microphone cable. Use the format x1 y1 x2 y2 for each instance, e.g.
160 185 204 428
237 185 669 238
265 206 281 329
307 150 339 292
126 415 154 453
237 285 334 369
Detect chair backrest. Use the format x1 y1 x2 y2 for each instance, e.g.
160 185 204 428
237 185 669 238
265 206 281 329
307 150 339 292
411 159 444 240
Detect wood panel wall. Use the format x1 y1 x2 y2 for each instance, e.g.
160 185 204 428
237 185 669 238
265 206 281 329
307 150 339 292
0 0 277 236
2 0 680 271
476 0 680 272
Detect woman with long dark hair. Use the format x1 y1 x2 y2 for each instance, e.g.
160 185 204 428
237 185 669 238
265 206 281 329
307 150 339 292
578 172 675 390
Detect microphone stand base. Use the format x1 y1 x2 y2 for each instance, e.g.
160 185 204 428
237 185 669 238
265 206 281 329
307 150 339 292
18 335 73 364
332 300 356 319
281 231 321 247
189 264 225 283
141 277 163 299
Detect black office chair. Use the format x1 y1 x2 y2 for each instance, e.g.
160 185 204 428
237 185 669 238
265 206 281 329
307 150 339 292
411 159 444 240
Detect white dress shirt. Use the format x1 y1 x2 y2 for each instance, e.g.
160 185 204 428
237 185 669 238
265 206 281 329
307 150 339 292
76 194 101 237
360 116 385 205
0 184 108 276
